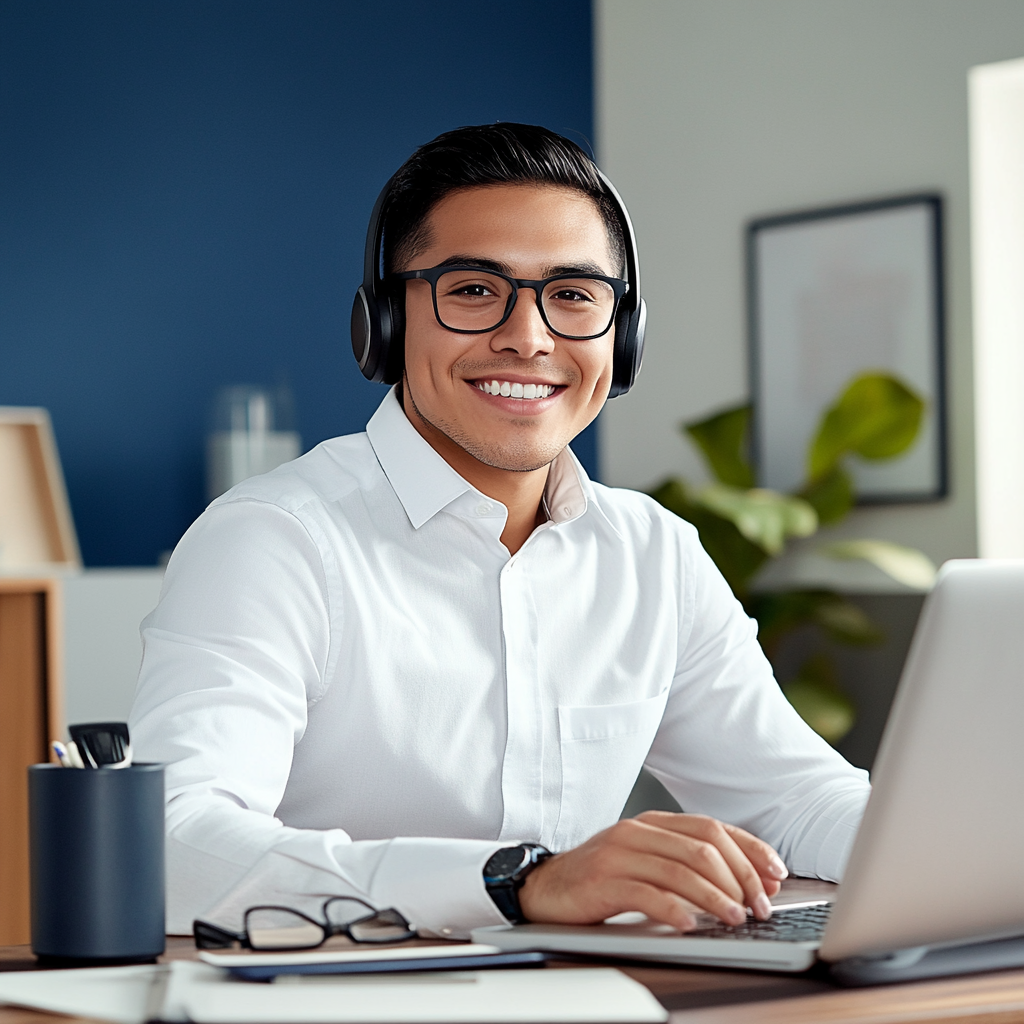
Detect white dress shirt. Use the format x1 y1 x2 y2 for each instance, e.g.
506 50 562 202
130 388 870 936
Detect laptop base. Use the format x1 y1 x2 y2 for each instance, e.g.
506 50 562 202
831 933 1024 987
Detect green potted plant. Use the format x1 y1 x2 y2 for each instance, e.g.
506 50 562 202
650 372 936 744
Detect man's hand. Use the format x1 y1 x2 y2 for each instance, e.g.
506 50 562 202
518 811 788 931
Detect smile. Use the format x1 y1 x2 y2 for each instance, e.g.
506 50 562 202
475 380 557 399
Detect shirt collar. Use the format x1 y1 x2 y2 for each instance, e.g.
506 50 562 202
365 387 591 530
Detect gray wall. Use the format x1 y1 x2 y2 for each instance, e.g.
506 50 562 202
63 570 164 726
596 0 1024 586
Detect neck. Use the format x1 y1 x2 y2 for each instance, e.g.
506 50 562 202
401 388 550 556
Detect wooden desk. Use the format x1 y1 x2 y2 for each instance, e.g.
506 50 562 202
2 880 1024 1024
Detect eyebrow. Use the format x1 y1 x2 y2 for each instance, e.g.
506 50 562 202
435 255 615 278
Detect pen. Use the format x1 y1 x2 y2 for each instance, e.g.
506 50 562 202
50 740 73 768
66 741 86 769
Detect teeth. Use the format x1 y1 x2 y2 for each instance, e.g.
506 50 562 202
476 381 556 399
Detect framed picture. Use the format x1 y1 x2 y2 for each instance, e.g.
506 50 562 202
747 194 947 503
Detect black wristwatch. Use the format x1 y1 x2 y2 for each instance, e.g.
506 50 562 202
483 843 551 924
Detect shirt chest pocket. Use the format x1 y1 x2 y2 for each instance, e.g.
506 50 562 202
551 690 670 852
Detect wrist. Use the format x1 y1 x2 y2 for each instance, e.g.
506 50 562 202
516 857 551 921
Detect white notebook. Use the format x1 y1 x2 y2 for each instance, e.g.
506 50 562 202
0 960 666 1024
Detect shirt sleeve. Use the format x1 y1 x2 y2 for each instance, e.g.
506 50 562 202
129 498 508 937
644 530 871 882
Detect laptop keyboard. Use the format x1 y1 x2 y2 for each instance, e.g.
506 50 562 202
686 902 832 943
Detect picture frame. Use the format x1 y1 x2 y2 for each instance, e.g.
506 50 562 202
747 194 947 503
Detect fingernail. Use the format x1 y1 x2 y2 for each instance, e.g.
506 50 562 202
769 856 789 879
753 894 772 920
725 903 746 926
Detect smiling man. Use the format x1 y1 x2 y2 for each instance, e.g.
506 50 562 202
131 124 870 940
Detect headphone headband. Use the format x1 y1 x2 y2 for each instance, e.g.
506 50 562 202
351 167 645 395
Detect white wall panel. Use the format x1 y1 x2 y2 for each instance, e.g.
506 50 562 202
63 569 164 725
971 57 1024 557
596 0 1024 587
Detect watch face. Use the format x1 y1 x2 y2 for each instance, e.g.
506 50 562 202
484 846 528 881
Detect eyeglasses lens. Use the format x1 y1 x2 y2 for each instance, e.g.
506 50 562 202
246 908 326 950
324 898 412 942
435 271 615 339
347 909 416 944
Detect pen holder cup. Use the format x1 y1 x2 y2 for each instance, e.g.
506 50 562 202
28 763 165 964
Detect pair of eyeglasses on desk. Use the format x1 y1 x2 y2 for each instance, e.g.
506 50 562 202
194 896 416 951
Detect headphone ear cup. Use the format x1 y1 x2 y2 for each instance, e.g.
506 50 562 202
382 286 405 385
351 284 396 383
608 298 645 399
630 298 647 386
351 286 378 381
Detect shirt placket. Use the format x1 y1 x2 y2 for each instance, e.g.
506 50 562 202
497 540 545 842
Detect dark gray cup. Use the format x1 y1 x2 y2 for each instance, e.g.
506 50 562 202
29 763 165 963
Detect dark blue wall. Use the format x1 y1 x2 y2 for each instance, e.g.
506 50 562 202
0 0 596 566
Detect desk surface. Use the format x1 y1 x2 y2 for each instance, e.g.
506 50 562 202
3 879 1024 1024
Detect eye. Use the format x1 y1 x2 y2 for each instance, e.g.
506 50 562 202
438 272 505 300
551 287 596 304
451 282 497 298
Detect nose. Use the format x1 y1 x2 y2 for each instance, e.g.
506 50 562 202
489 285 555 359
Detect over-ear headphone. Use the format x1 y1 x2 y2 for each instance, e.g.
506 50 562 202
350 169 646 397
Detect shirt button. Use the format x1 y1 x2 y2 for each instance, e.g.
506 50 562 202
475 502 493 516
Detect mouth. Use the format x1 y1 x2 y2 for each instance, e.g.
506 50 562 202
472 379 561 400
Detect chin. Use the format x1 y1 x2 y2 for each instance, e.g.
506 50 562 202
464 436 566 474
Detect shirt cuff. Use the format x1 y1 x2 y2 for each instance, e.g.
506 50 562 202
369 837 511 938
789 787 870 882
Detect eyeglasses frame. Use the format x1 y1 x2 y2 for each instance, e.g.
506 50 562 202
391 264 629 341
193 895 415 952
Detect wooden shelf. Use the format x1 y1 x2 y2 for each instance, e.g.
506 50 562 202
0 579 63 946
0 408 80 575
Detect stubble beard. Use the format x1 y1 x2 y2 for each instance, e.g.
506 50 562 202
404 368 573 474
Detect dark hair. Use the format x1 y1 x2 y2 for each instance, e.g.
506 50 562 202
382 123 625 276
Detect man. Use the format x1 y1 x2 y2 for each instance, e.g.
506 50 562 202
130 123 869 939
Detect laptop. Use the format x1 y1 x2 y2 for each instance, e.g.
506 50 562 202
473 559 1024 984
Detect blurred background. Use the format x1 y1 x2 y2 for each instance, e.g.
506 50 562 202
2 1 1024 795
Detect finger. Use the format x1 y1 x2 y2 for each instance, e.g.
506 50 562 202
721 822 789 881
634 814 775 920
624 850 748 925
604 879 698 932
679 819 773 920
615 820 747 905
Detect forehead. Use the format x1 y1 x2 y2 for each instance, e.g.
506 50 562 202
416 184 614 274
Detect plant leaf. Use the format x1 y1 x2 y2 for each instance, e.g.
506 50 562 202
694 484 817 556
808 373 925 481
782 654 856 745
684 405 755 488
812 598 885 646
748 589 883 653
822 539 938 590
748 589 839 655
649 477 769 597
799 465 854 526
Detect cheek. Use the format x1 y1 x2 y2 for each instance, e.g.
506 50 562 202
577 338 615 396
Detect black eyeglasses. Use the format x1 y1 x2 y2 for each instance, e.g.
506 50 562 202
193 896 416 952
392 264 629 341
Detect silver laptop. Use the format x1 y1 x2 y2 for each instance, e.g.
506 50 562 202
473 560 1024 983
